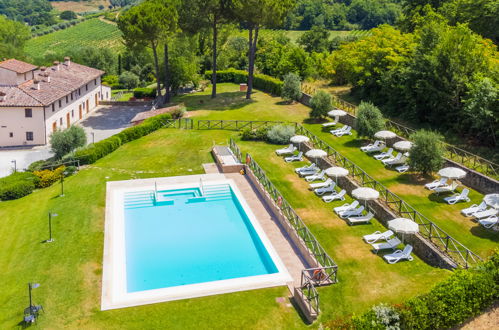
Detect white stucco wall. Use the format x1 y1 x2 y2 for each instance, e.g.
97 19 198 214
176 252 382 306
0 106 46 146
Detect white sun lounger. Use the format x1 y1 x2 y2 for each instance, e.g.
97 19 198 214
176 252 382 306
434 181 459 195
361 140 385 153
284 151 303 162
330 126 347 135
371 237 402 253
276 144 296 155
334 126 352 137
382 153 404 166
425 178 448 190
444 189 470 204
322 121 336 127
305 170 327 182
363 230 394 244
310 178 333 189
334 200 359 214
478 216 499 229
461 201 487 217
473 208 499 219
295 163 317 174
346 211 374 225
383 245 414 264
396 164 410 173
322 189 346 202
315 182 337 195
374 148 393 160
339 205 364 218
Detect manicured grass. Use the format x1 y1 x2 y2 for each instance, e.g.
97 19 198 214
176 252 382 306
26 18 124 60
303 123 498 258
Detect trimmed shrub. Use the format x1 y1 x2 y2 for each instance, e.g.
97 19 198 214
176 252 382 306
356 101 385 138
74 113 172 165
119 71 139 90
50 125 87 159
309 90 332 119
170 106 186 119
33 166 66 188
133 87 157 99
0 172 37 200
205 69 283 96
60 10 77 20
408 130 445 174
240 127 269 141
282 73 302 102
352 304 401 329
266 125 295 144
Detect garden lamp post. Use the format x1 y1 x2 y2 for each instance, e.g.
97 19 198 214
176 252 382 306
28 283 40 309
47 212 58 243
91 132 95 144
11 160 16 172
59 171 68 197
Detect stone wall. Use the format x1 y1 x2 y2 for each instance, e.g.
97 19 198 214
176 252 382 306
100 100 152 106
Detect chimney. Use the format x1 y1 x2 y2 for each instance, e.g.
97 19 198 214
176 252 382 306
53 61 60 71
40 66 46 72
64 56 71 67
44 72 51 83
33 79 40 90
0 91 6 102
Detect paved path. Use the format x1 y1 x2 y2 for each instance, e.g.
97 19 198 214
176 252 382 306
0 147 53 177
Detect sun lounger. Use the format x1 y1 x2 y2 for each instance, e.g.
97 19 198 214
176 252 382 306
433 181 458 195
346 211 374 225
478 216 499 229
295 163 317 174
339 205 364 218
310 178 333 189
382 153 405 166
322 189 346 202
425 178 448 190
298 167 319 177
383 245 414 264
363 230 394 244
461 201 487 217
334 200 359 214
361 140 385 153
330 126 347 135
284 151 303 162
374 148 393 160
444 189 470 205
315 182 337 195
334 126 352 137
473 208 499 219
276 144 296 155
322 121 336 127
396 164 410 173
305 170 326 182
371 237 402 253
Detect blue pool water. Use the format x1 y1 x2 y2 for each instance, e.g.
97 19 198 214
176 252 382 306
123 185 278 293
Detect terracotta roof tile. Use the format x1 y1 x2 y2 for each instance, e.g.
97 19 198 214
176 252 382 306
0 59 38 74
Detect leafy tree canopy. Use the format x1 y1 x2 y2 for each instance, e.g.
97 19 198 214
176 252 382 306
0 15 31 59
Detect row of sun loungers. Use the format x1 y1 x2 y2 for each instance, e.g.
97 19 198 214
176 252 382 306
330 126 352 137
362 230 414 263
361 143 410 173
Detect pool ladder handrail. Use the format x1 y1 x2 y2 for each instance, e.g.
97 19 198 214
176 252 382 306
199 178 204 196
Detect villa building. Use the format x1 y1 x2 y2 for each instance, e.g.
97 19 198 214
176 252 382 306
0 58 111 147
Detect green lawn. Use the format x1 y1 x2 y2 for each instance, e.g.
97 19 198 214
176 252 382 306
3 83 494 327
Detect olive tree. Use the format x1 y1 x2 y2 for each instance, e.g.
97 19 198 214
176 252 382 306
282 72 302 102
356 101 385 138
50 126 87 159
408 130 445 174
309 90 332 119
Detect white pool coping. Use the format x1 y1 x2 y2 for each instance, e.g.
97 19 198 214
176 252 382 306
101 174 292 310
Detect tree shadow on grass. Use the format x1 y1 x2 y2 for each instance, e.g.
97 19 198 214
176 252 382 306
174 91 254 111
343 139 363 148
397 173 432 186
303 118 325 125
470 224 499 242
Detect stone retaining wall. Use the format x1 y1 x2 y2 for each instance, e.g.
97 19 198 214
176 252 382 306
100 100 152 106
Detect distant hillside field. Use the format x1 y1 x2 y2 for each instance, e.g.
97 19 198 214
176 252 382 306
26 18 124 59
50 0 110 12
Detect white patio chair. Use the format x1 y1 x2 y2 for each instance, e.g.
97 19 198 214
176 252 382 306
322 189 346 203
444 189 470 205
284 151 303 162
363 230 394 244
425 178 448 190
461 201 487 217
305 170 327 182
334 200 359 214
346 211 374 225
310 178 333 190
383 245 414 264
276 144 296 155
374 148 393 160
371 237 402 253
478 216 499 229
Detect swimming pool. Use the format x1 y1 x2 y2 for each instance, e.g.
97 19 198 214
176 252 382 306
102 176 291 310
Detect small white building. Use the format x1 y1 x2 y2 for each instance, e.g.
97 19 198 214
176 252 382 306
0 58 111 147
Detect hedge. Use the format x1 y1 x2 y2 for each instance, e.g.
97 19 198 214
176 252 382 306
205 69 283 96
0 172 37 201
73 113 172 165
331 250 499 329
133 87 157 99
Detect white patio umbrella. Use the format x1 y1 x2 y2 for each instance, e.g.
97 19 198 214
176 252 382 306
483 193 499 209
438 167 466 180
325 166 349 179
327 109 347 124
374 130 397 140
352 187 380 201
290 135 310 144
393 140 413 152
388 217 419 243
306 149 327 159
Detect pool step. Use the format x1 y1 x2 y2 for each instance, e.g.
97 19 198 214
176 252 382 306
203 184 232 201
124 191 155 209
